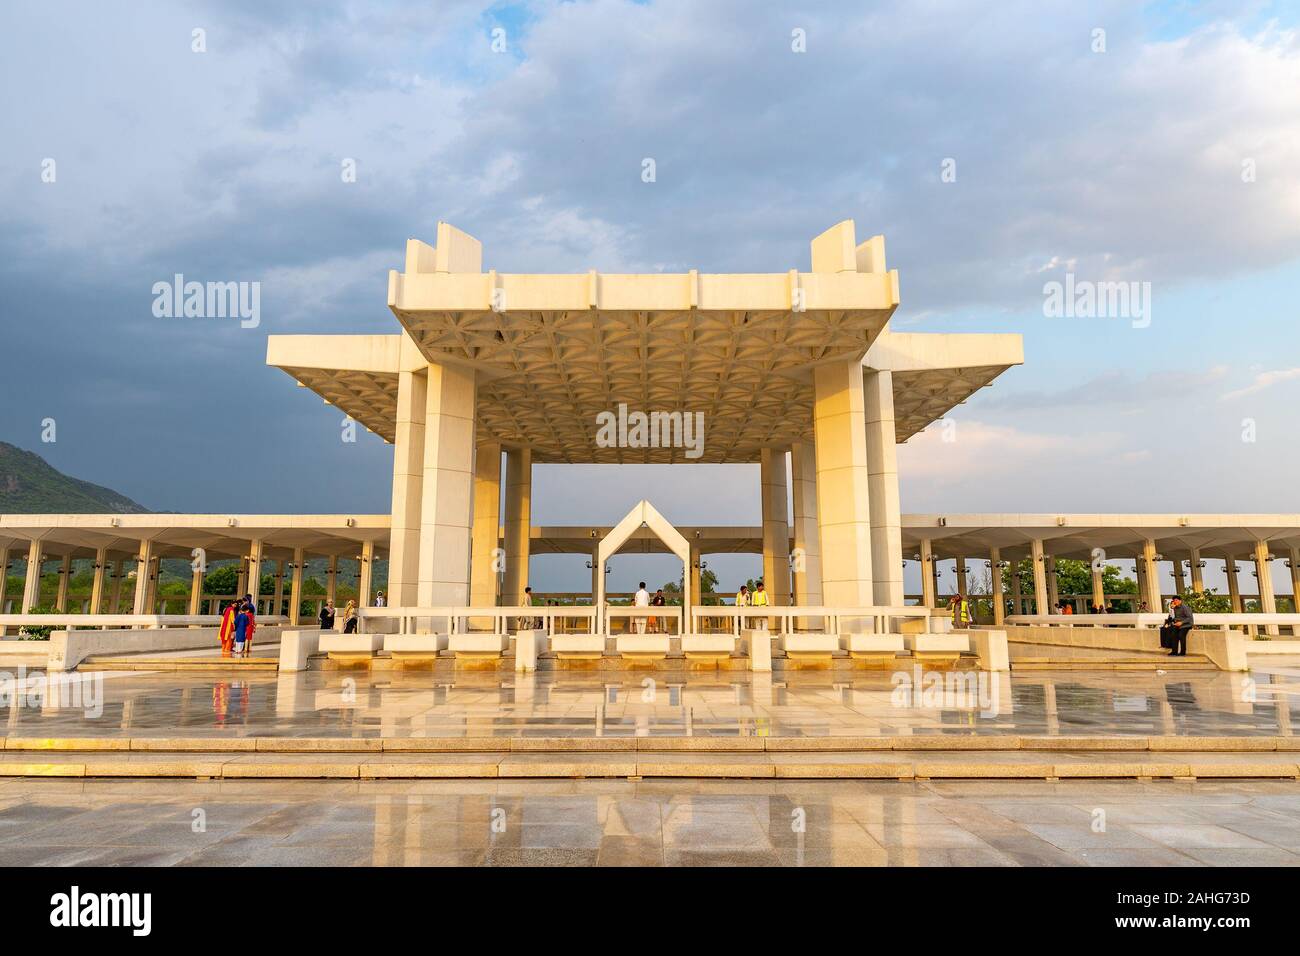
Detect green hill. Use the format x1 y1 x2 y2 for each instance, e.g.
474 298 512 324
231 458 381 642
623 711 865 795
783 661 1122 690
0 442 149 514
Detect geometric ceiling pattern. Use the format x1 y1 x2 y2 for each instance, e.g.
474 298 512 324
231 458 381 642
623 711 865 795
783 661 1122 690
892 364 1018 443
389 269 901 464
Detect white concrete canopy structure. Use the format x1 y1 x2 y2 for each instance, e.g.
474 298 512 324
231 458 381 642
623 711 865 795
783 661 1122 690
594 500 691 611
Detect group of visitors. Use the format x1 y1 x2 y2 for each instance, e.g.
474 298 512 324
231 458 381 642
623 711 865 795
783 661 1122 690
217 596 257 658
318 598 358 632
630 582 670 633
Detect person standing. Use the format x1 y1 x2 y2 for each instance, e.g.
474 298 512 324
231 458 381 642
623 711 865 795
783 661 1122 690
232 602 250 658
633 581 650 634
650 588 666 632
949 593 972 628
218 599 238 658
242 599 257 657
375 590 386 608
342 599 358 633
752 579 770 630
319 599 336 630
1162 595 1194 656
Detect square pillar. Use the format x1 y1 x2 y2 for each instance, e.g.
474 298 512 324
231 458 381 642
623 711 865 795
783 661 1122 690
760 447 791 605
359 540 376 607
920 539 936 608
326 555 338 604
109 559 125 613
0 547 9 625
1171 558 1186 596
1254 540 1278 635
956 557 969 600
417 363 477 607
87 547 108 615
812 359 873 608
1045 556 1058 610
54 554 72 612
144 556 161 613
789 440 822 606
273 560 286 617
501 446 531 606
1010 563 1023 615
1140 539 1161 612
246 539 263 607
863 367 903 606
590 543 602 603
1091 567 1105 611
131 539 154 615
21 541 44 613
1225 556 1242 612
470 441 503 608
289 547 305 626
990 548 1005 625
1030 539 1049 615
188 562 204 615
1190 548 1205 592
689 540 703 608
387 367 428 607
1290 548 1300 616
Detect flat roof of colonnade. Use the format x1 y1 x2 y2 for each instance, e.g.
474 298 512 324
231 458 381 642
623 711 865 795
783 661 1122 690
4 513 1300 563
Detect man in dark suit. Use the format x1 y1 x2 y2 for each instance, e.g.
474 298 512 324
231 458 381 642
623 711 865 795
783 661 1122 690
1161 595 1194 656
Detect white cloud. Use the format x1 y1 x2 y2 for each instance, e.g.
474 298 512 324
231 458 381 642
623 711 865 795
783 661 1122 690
1220 367 1300 401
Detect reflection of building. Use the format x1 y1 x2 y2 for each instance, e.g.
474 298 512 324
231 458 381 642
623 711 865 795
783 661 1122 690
2 220 1297 623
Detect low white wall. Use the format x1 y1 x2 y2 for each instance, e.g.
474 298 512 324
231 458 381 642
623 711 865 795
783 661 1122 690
279 629 323 672
1003 623 1248 671
48 625 287 671
0 639 51 665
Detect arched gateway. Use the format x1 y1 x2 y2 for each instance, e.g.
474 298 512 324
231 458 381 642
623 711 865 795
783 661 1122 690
595 500 691 611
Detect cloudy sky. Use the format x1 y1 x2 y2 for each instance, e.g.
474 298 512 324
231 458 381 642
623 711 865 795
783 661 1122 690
2 0 1298 591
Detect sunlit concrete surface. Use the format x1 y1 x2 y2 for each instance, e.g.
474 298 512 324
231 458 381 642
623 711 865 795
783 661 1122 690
0 778 1297 866
3 664 1297 739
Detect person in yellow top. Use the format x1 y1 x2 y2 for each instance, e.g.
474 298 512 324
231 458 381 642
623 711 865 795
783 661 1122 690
752 580 770 630
735 585 751 606
949 594 972 627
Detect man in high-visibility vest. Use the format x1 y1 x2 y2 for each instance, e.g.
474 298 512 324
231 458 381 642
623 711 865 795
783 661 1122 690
949 594 972 628
752 580 770 630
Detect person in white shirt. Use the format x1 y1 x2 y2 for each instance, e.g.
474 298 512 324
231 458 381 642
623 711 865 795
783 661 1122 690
633 581 650 634
374 591 386 608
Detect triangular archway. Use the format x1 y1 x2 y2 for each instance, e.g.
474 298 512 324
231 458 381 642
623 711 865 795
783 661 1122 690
596 500 691 610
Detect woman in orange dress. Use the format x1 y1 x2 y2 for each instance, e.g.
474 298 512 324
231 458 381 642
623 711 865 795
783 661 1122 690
218 601 237 657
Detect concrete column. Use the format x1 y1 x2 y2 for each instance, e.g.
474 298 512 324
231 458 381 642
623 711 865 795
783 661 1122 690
109 560 125 613
1140 540 1161 612
246 539 263 609
55 555 72 611
131 539 154 615
470 441 503 608
501 445 532 607
919 540 936 608
288 547 305 625
187 559 204 615
88 547 108 615
144 556 161 614
1290 548 1300 616
689 540 703 608
1254 540 1278 635
235 559 248 599
21 541 42 613
1226 556 1242 612
358 540 375 606
272 560 286 617
955 557 968 600
1171 558 1186 596
387 366 428 607
1091 567 1104 611
760 447 791 605
812 359 873 608
1030 539 1049 615
863 367 903 606
789 440 823 606
0 548 8 625
1045 556 1059 610
990 548 1005 625
1010 564 1023 615
417 363 476 607
590 543 601 603
1190 548 1205 592
326 555 338 604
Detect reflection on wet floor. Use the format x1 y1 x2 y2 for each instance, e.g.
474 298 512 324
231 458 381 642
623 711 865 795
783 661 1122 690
0 777 1298 866
1 664 1297 739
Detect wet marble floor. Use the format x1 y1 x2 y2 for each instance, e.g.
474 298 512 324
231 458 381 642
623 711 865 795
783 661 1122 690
1 662 1298 739
0 777 1297 866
